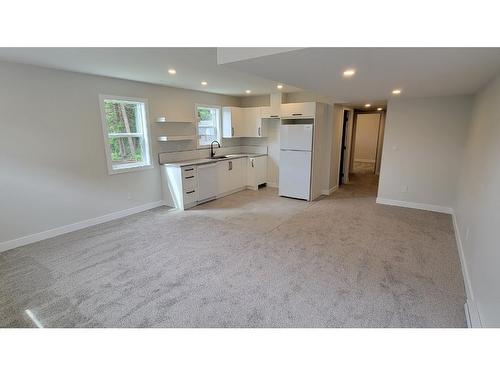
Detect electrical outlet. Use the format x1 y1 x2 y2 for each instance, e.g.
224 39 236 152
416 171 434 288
401 185 408 193
127 193 132 201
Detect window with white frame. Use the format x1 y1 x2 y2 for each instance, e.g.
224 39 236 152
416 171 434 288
197 105 221 147
99 95 152 174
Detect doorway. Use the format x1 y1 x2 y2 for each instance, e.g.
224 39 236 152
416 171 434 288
351 113 381 175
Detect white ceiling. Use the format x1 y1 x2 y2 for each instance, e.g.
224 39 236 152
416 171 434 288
1 47 499 104
219 48 500 102
0 47 301 97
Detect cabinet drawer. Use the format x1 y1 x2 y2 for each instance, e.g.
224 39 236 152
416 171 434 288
183 188 197 203
183 175 196 191
182 166 196 178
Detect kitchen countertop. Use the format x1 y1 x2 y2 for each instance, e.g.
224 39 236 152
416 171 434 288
161 153 267 167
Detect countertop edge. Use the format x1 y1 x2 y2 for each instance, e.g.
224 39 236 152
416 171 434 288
160 153 267 167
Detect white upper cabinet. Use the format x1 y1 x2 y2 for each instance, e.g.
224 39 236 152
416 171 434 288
280 102 317 118
222 107 244 138
260 106 281 119
260 93 282 119
223 106 266 138
243 107 265 137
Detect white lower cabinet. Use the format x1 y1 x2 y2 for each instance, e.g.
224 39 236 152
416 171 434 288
162 156 266 210
216 158 245 196
246 155 267 190
161 165 198 210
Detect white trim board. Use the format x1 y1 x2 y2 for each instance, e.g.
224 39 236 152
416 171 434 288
376 198 453 214
452 213 482 327
0 201 165 253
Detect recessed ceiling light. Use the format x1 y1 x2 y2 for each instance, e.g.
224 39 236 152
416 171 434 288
377 107 383 111
343 69 356 77
277 84 283 89
201 81 208 86
245 90 251 94
168 68 176 75
364 104 371 108
392 89 402 95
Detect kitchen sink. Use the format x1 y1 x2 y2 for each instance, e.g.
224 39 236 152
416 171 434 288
209 155 228 159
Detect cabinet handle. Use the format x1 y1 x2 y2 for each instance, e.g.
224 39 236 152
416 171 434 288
251 159 254 167
185 176 194 179
270 115 279 118
228 161 232 171
185 168 194 171
292 113 302 116
258 127 261 136
186 190 195 194
231 127 234 137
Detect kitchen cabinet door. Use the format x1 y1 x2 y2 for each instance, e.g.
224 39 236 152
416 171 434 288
228 158 244 191
217 160 230 194
217 158 244 195
242 107 262 137
280 102 316 118
222 107 244 138
247 156 267 189
254 156 267 185
260 106 281 119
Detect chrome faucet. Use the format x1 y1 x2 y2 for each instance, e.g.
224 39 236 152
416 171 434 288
210 140 221 158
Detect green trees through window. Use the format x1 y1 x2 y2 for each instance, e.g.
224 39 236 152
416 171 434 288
197 106 220 147
101 97 151 172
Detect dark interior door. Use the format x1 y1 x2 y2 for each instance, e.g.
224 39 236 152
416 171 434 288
339 110 349 185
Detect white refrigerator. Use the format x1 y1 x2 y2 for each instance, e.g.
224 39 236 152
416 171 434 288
279 123 313 200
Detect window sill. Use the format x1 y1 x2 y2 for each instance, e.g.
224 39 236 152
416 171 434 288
108 163 154 175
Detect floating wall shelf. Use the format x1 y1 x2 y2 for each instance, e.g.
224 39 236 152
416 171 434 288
157 135 196 142
155 116 194 124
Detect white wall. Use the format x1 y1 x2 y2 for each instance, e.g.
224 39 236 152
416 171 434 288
354 113 380 163
454 73 500 327
0 61 240 245
378 96 472 210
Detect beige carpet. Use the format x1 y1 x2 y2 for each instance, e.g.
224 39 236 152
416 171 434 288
0 174 466 327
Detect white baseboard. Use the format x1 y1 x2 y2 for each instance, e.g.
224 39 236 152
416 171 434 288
375 198 453 214
452 213 482 328
0 200 165 253
321 185 338 195
354 158 375 163
267 182 278 188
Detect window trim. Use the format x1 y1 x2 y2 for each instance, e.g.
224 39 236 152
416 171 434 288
99 94 153 175
195 104 222 149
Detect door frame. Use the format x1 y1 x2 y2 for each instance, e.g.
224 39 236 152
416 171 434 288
338 108 354 184
338 109 350 185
